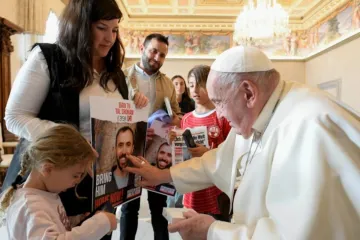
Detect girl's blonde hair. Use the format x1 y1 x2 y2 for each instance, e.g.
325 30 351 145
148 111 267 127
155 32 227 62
0 124 96 216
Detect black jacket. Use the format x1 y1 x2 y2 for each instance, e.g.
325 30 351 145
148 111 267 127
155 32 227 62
1 43 128 216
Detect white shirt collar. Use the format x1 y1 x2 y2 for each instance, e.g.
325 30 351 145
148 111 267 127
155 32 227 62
134 62 158 77
252 80 284 133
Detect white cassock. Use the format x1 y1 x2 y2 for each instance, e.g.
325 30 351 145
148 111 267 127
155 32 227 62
170 80 360 239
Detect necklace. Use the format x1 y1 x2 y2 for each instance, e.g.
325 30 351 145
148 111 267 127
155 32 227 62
241 83 285 177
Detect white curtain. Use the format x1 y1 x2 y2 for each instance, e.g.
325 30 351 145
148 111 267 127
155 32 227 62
17 0 47 35
17 0 60 62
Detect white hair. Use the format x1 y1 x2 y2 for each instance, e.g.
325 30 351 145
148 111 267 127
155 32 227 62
209 69 280 93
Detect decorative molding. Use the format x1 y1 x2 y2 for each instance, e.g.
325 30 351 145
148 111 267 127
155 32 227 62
121 21 235 31
303 0 350 29
117 0 353 31
306 28 360 60
123 28 360 61
0 19 23 52
317 79 342 100
0 18 23 142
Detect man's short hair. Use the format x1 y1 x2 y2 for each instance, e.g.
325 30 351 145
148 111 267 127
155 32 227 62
143 33 169 47
115 126 135 146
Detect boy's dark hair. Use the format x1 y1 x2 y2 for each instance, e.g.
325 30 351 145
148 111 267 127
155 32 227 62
187 65 211 87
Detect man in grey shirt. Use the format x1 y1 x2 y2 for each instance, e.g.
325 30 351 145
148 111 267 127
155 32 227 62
107 126 135 193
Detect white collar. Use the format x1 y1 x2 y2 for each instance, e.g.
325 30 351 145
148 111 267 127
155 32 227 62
252 80 284 134
192 109 216 118
134 62 158 77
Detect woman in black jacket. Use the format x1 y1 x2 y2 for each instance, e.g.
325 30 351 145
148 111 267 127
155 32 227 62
2 0 147 236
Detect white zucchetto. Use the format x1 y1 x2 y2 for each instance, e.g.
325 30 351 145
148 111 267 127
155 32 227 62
211 46 274 73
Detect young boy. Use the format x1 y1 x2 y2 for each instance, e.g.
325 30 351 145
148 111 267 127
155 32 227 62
169 65 231 221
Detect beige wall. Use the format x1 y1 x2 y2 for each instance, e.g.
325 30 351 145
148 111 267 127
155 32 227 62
125 58 305 84
0 0 18 23
45 0 66 17
305 36 360 112
0 0 64 24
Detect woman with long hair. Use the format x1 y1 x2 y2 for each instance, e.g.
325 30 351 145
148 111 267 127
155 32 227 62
3 0 147 237
171 75 195 116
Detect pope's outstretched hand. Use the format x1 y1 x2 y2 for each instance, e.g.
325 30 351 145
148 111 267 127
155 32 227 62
124 155 172 187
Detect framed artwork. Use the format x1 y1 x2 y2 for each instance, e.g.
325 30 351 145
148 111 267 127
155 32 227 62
120 30 232 59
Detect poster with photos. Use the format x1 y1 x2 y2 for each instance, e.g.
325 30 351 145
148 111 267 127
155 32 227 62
172 126 209 166
90 96 149 210
143 120 176 196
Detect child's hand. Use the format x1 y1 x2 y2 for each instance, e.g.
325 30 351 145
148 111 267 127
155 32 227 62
98 212 117 231
188 144 209 157
170 114 181 127
168 130 176 144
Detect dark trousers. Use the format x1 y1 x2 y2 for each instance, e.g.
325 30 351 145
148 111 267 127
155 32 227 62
0 138 29 194
208 213 231 222
120 191 169 240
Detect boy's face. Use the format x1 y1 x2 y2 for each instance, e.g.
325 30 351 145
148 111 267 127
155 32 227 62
188 74 211 105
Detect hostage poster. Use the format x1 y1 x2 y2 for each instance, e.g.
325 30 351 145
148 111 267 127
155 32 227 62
90 96 149 210
143 120 176 197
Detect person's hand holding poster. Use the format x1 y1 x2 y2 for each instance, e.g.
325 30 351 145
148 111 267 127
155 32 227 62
90 96 150 210
171 126 209 165
144 120 176 196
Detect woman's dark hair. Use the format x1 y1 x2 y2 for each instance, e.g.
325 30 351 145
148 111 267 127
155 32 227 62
171 75 191 101
57 0 126 91
187 65 211 88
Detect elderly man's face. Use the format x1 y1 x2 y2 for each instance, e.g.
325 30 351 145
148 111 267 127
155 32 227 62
156 143 172 169
207 71 253 139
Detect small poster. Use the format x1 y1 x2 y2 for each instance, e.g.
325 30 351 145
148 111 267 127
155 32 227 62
172 126 209 165
144 120 176 196
90 96 149 210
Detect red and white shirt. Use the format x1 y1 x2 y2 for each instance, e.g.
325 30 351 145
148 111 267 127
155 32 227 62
181 109 231 214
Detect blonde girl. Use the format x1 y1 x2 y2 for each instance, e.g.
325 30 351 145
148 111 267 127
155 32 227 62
0 124 117 239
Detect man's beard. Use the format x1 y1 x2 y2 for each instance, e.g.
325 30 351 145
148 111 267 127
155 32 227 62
117 154 128 170
141 54 161 74
156 158 171 169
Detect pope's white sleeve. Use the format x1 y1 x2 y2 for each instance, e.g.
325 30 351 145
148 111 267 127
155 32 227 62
207 116 360 239
4 46 57 141
170 147 218 194
207 219 280 240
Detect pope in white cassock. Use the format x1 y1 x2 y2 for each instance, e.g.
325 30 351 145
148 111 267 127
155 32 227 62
126 46 360 240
